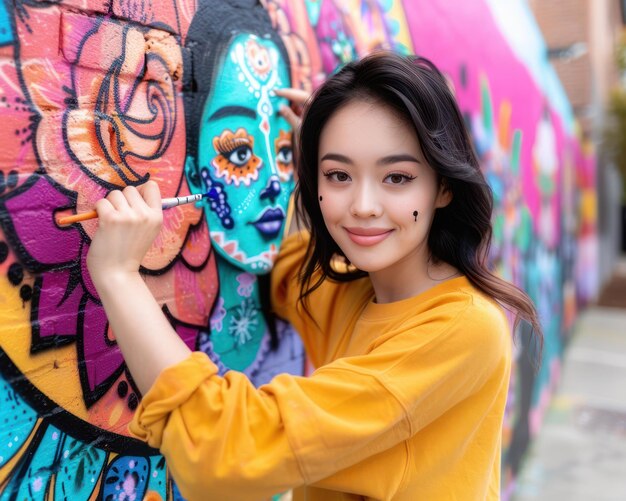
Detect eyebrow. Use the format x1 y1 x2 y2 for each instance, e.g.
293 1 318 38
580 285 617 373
319 153 421 165
209 106 256 121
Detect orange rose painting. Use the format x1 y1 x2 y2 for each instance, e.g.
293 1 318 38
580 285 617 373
0 1 223 498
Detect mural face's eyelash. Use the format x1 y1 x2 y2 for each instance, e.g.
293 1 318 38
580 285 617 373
274 130 292 148
275 141 292 153
214 135 252 155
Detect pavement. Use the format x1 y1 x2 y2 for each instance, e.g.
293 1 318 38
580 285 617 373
512 258 626 500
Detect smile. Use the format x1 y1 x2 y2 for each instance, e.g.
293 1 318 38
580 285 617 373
344 227 394 247
251 207 285 239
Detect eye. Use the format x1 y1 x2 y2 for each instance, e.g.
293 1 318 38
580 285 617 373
384 173 415 185
227 146 253 167
324 170 351 182
276 146 293 165
212 128 263 186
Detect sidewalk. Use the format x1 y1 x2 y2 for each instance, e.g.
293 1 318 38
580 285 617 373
512 261 626 500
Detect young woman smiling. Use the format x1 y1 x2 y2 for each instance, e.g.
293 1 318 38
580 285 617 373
86 52 542 500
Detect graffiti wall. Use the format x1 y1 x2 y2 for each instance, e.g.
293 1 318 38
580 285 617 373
0 0 596 499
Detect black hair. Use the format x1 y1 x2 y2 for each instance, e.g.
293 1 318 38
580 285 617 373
296 51 543 363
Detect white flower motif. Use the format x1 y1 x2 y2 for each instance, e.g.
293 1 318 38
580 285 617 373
229 298 258 346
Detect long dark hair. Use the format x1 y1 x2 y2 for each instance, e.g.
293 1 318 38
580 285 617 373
296 51 543 360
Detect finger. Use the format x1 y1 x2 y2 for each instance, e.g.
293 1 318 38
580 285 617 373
123 185 146 210
275 88 310 105
279 104 302 130
106 189 131 211
94 198 115 218
137 180 162 210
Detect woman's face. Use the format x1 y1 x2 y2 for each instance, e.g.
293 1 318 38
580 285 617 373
317 100 451 276
189 34 294 273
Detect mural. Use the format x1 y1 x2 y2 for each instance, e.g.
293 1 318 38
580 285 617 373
0 0 305 498
181 2 303 380
0 0 597 500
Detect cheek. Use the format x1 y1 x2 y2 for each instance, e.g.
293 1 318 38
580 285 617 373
317 191 344 225
386 193 417 219
387 190 434 224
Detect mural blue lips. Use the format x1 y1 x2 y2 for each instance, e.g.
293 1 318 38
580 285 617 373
251 207 285 239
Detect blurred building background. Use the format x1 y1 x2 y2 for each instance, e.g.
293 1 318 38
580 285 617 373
515 2 626 499
530 0 625 288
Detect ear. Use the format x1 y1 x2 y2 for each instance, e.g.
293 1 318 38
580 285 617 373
184 155 203 194
435 179 453 209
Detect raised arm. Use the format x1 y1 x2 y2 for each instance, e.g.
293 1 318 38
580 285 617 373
86 181 191 394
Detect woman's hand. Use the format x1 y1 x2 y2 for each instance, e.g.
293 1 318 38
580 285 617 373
276 87 310 131
85 180 190 395
87 181 163 287
276 88 311 236
276 87 310 173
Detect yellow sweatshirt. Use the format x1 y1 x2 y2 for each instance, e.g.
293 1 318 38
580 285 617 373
131 231 512 501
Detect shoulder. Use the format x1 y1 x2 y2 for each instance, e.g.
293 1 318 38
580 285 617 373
418 277 508 335
376 278 511 361
458 282 511 344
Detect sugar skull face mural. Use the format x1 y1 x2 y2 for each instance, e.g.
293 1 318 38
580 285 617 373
191 33 294 272
177 0 307 382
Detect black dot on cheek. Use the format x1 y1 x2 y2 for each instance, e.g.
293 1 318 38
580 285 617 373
20 284 32 302
117 381 129 398
0 241 8 264
127 392 138 410
8 263 24 286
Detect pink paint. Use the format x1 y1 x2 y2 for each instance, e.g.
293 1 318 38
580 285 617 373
403 0 570 222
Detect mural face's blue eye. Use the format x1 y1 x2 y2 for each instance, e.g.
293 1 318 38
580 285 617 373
228 145 253 167
276 146 292 165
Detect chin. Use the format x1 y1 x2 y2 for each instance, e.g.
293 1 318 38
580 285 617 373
340 254 388 274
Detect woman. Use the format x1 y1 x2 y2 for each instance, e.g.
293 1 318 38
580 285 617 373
87 51 542 500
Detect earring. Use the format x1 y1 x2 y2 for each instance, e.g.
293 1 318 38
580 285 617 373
413 210 419 222
319 196 323 201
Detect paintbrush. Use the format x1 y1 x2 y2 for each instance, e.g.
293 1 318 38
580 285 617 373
56 193 206 227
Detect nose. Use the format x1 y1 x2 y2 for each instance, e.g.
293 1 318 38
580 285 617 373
350 182 382 218
260 175 282 203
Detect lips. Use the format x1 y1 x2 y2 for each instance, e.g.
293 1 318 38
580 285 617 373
344 227 393 246
251 207 285 239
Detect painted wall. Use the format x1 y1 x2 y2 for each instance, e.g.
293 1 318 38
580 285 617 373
0 0 597 500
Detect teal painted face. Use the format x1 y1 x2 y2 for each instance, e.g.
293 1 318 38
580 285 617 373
188 34 295 273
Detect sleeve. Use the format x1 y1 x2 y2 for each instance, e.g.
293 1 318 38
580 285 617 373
129 303 510 501
270 231 371 366
130 351 410 501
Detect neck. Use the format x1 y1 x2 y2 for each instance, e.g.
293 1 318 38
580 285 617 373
369 246 460 303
